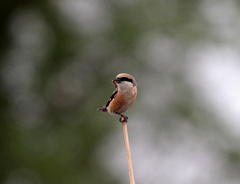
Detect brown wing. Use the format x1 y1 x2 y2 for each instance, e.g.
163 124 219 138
107 93 127 113
108 86 137 114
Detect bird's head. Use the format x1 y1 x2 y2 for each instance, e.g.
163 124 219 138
112 73 137 91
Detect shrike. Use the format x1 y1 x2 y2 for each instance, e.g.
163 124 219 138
98 73 137 122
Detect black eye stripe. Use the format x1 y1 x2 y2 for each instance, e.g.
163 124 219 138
117 77 133 83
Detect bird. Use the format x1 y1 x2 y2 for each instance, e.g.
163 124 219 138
98 73 137 122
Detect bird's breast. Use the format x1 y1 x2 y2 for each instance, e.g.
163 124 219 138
107 87 137 114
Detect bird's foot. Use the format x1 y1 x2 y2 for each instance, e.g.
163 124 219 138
119 115 128 123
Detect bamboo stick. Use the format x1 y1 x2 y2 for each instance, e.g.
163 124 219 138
121 121 136 184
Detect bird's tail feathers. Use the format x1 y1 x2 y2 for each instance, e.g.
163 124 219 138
97 106 107 112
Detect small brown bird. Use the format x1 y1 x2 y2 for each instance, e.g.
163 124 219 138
98 73 137 122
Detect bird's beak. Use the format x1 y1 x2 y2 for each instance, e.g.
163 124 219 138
112 78 120 84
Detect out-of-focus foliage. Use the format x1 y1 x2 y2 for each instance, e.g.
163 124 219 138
1 0 240 184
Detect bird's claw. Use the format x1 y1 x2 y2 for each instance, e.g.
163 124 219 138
119 116 128 123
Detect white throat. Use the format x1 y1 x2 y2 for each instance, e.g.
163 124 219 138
117 81 133 92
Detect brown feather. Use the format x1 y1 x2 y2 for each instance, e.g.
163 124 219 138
108 86 137 114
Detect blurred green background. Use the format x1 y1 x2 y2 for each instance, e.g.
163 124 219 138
1 0 240 184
